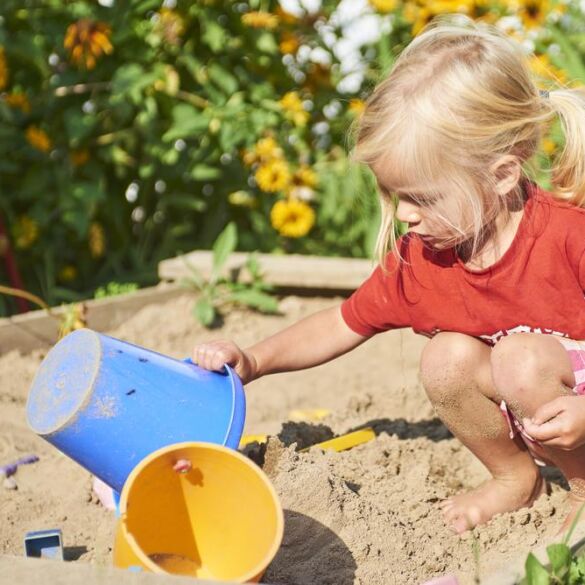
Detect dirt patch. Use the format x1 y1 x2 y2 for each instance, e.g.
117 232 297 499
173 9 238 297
0 294 573 583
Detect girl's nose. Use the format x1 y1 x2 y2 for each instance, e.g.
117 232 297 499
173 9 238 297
395 200 421 226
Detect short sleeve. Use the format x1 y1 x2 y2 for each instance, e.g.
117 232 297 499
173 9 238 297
340 251 412 337
580 250 585 291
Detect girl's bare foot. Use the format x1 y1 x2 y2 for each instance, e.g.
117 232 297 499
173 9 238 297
440 472 547 534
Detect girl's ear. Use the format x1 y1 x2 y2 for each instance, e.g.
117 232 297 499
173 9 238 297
490 155 522 196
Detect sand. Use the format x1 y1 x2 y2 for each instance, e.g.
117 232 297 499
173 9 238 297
0 294 573 584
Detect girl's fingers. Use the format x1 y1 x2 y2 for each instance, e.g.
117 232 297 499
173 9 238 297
522 417 563 443
530 397 567 425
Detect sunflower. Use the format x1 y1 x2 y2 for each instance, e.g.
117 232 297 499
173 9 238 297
242 136 284 166
255 159 291 193
293 165 319 189
64 19 113 70
279 92 310 127
369 0 399 13
88 222 106 258
13 216 39 249
404 0 477 35
529 53 567 84
5 92 31 113
515 0 551 29
25 126 52 153
241 11 279 29
0 48 8 91
270 199 316 238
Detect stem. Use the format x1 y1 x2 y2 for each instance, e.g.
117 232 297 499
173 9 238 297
175 90 209 109
0 284 57 318
54 82 112 97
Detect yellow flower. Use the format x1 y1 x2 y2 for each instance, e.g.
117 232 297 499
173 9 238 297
58 265 77 282
13 216 39 249
369 0 399 13
529 54 567 84
348 98 366 116
5 92 31 113
26 126 52 153
404 0 477 35
89 222 105 258
0 47 8 91
270 199 316 238
293 165 319 189
156 8 185 45
71 149 90 167
514 0 552 29
279 32 300 55
64 19 113 70
255 159 291 193
279 91 310 127
242 137 284 166
541 137 557 156
241 11 279 29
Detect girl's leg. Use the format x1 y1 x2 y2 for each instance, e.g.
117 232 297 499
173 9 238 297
491 333 585 532
420 332 545 534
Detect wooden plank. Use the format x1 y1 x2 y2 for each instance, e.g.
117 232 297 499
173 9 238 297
158 251 374 291
0 555 241 585
0 283 185 354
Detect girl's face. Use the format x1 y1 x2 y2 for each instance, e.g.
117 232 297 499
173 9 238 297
375 170 475 250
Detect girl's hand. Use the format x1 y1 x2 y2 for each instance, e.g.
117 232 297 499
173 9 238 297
192 340 258 385
522 396 585 450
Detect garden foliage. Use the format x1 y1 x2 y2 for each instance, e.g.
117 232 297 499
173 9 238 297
0 0 582 315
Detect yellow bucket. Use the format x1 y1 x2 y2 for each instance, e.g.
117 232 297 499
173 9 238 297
113 442 284 583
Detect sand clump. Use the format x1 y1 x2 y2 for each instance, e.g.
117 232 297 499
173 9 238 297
0 294 575 584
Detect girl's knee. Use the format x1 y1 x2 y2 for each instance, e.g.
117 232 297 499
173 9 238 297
420 332 486 397
491 334 574 402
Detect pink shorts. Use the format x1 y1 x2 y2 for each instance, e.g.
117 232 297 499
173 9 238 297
500 338 585 464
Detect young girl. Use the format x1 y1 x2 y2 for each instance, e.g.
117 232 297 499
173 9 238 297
193 15 585 534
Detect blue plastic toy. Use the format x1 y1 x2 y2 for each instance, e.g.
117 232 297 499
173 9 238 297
26 329 245 493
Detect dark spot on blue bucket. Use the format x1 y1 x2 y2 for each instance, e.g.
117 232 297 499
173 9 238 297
126 389 136 396
138 358 148 363
117 349 124 354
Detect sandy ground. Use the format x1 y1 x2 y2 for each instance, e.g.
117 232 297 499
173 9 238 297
0 294 574 584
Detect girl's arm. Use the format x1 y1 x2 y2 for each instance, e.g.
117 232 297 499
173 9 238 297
192 305 368 384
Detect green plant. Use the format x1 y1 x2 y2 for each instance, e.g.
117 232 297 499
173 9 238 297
94 281 139 299
182 222 278 327
521 506 585 585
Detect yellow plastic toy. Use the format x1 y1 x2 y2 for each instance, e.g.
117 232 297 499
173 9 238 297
302 428 376 453
113 442 284 583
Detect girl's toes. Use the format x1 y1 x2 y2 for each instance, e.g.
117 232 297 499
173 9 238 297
439 498 455 511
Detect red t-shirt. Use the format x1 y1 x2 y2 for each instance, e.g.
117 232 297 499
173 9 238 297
341 181 585 345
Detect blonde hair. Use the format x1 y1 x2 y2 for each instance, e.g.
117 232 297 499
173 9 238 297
350 15 585 265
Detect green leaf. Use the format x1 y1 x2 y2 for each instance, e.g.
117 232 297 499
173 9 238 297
547 543 571 577
227 288 278 313
191 164 222 181
163 104 210 142
64 111 97 145
193 297 215 327
255 32 278 54
212 222 237 276
207 63 239 96
524 553 551 585
202 21 227 53
548 26 585 82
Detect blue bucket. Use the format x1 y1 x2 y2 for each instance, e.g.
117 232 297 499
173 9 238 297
26 329 245 493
